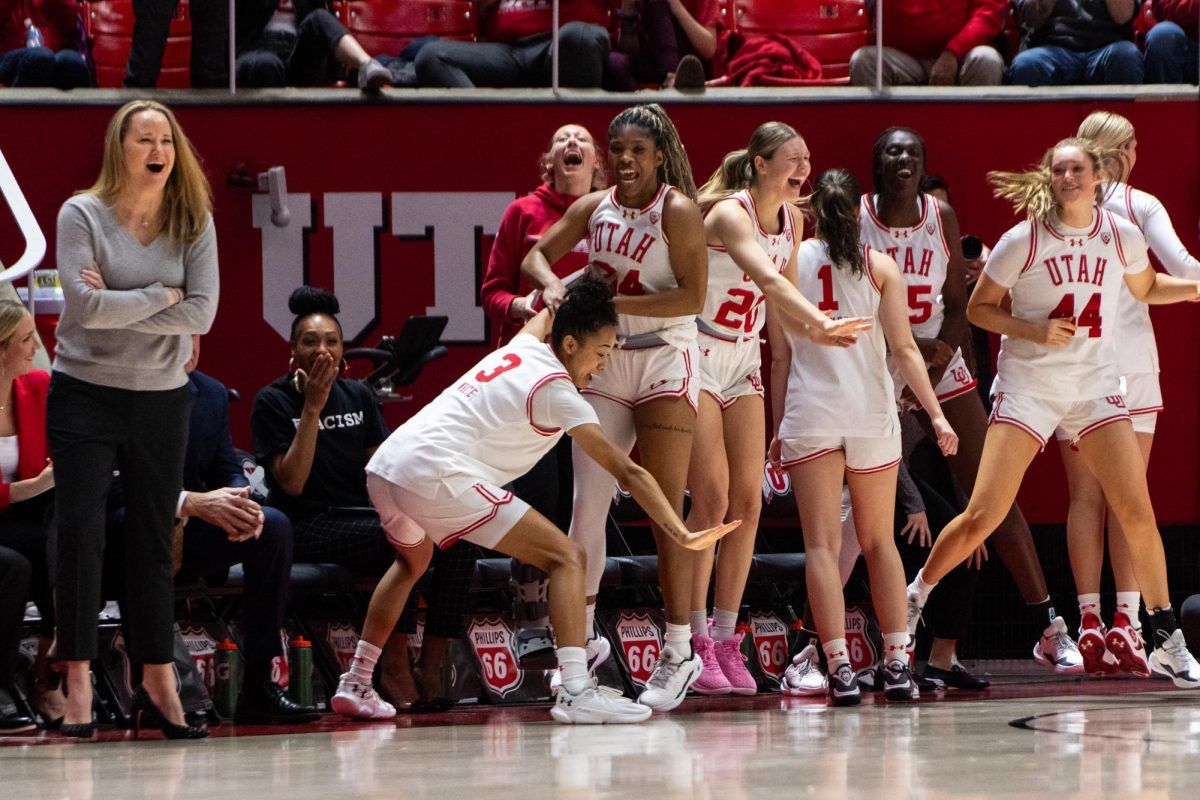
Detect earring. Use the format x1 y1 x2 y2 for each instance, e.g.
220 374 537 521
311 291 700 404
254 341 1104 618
341 358 349 376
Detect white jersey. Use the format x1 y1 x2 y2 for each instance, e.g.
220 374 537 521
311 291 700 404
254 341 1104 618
700 190 797 339
367 334 598 498
778 240 898 438
859 193 952 340
588 183 696 348
1106 182 1200 376
984 208 1149 402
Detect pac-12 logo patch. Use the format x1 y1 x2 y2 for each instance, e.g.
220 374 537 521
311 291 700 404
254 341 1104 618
468 617 523 697
614 611 663 688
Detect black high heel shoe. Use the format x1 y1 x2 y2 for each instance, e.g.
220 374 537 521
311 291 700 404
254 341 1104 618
131 686 208 740
60 721 95 739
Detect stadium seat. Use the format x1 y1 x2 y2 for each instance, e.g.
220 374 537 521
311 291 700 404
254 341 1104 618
333 0 476 59
1133 3 1158 47
84 0 192 88
731 0 868 82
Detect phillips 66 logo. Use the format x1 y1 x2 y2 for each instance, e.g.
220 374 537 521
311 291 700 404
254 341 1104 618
845 606 879 673
468 617 522 697
615 611 663 688
180 627 218 693
326 623 360 674
749 613 788 680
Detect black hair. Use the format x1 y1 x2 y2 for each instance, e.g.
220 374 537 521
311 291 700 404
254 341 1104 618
919 173 950 202
288 286 343 342
551 274 618 350
812 168 865 279
871 126 927 194
607 104 698 200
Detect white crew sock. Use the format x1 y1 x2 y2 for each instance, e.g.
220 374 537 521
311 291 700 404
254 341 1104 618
910 569 938 605
711 608 739 641
349 640 382 681
1116 592 1142 629
664 622 692 658
557 646 590 695
1077 593 1101 620
823 638 850 671
883 632 909 665
689 610 709 637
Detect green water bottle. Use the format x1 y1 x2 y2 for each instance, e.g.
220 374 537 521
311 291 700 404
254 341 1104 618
288 636 314 707
213 638 241 720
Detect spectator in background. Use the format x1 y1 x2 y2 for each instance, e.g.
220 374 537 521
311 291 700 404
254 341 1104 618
107 334 317 725
125 0 229 88
1009 0 1143 85
234 1 391 90
0 301 52 734
416 0 610 88
850 0 1007 86
0 0 88 88
608 0 721 91
1146 0 1198 83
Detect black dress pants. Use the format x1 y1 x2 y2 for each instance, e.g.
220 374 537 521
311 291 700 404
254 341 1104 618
415 22 610 88
0 494 54 638
48 373 191 664
236 10 349 88
0 546 31 684
125 0 229 88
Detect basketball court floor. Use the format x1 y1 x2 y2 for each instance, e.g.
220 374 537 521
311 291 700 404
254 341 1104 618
3 674 1199 799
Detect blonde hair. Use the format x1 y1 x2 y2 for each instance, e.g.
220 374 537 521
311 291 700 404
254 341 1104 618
81 100 212 244
608 104 697 201
0 300 29 349
1077 110 1135 187
538 125 607 192
697 121 800 213
987 137 1113 222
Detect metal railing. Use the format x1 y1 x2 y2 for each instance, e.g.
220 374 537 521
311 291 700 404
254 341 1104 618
0 147 47 314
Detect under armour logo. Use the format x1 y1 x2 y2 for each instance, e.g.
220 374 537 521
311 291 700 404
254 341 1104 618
1069 238 1084 247
700 348 711 357
622 209 637 220
891 229 911 239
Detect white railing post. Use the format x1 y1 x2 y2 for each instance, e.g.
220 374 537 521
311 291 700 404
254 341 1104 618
874 0 883 93
552 0 561 97
229 0 237 94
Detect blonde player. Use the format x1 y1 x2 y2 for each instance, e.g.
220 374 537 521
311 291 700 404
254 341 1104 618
1056 111 1200 676
863 127 1074 673
331 276 737 725
906 138 1200 689
687 122 872 696
769 168 958 706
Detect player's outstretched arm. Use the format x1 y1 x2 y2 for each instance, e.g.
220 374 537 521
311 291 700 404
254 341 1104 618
569 422 738 550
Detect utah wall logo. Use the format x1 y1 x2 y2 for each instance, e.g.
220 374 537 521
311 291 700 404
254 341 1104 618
254 191 514 344
614 611 663 688
468 617 522 697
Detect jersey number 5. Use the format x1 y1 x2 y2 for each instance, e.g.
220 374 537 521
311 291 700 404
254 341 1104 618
476 353 523 382
1048 292 1102 338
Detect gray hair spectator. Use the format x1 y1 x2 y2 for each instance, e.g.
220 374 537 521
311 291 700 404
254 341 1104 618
850 0 1007 87
1008 0 1144 85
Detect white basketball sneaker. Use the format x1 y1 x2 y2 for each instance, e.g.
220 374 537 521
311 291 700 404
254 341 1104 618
637 646 702 711
550 635 613 693
780 644 826 697
1148 629 1200 689
1033 616 1086 675
331 672 397 720
551 681 653 724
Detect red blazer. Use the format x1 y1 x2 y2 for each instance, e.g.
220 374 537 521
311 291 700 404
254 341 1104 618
0 368 49 510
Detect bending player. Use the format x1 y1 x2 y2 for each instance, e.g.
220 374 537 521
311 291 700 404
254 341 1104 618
1057 111 1200 676
906 138 1200 689
331 276 737 724
769 168 958 706
687 122 873 696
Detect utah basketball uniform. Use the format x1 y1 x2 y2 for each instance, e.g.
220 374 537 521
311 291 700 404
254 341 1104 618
777 240 900 473
984 208 1150 447
366 333 597 551
582 183 700 411
859 193 976 404
697 191 796 407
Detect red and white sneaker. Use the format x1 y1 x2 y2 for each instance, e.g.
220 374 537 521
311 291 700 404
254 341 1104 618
690 633 732 695
1105 612 1151 677
1077 612 1120 676
714 634 758 695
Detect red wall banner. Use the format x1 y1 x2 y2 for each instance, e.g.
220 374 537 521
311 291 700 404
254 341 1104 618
1 98 1197 523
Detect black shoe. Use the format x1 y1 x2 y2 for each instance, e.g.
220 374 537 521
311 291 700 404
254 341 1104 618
59 721 93 739
924 663 991 691
881 659 916 702
515 626 558 670
235 682 320 725
0 712 37 735
132 686 208 740
827 663 861 707
914 672 943 694
673 55 706 93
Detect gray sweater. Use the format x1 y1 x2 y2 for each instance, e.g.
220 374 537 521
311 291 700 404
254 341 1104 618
54 193 219 391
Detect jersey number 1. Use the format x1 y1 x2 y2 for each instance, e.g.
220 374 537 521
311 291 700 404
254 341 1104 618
1048 292 1102 338
817 264 839 312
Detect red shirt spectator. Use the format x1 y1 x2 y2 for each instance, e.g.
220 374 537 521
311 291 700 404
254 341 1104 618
0 369 48 510
0 0 80 52
879 0 1008 61
1153 0 1199 29
482 0 609 43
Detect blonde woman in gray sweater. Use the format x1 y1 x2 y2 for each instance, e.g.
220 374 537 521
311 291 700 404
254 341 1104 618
50 100 218 739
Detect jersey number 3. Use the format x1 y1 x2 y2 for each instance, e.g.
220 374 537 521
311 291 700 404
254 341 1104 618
476 353 523 382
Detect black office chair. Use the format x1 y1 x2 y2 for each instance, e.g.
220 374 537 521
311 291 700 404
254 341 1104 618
344 315 449 403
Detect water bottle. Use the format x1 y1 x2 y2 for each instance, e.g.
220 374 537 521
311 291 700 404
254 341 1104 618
213 638 242 720
288 636 314 707
24 19 44 49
